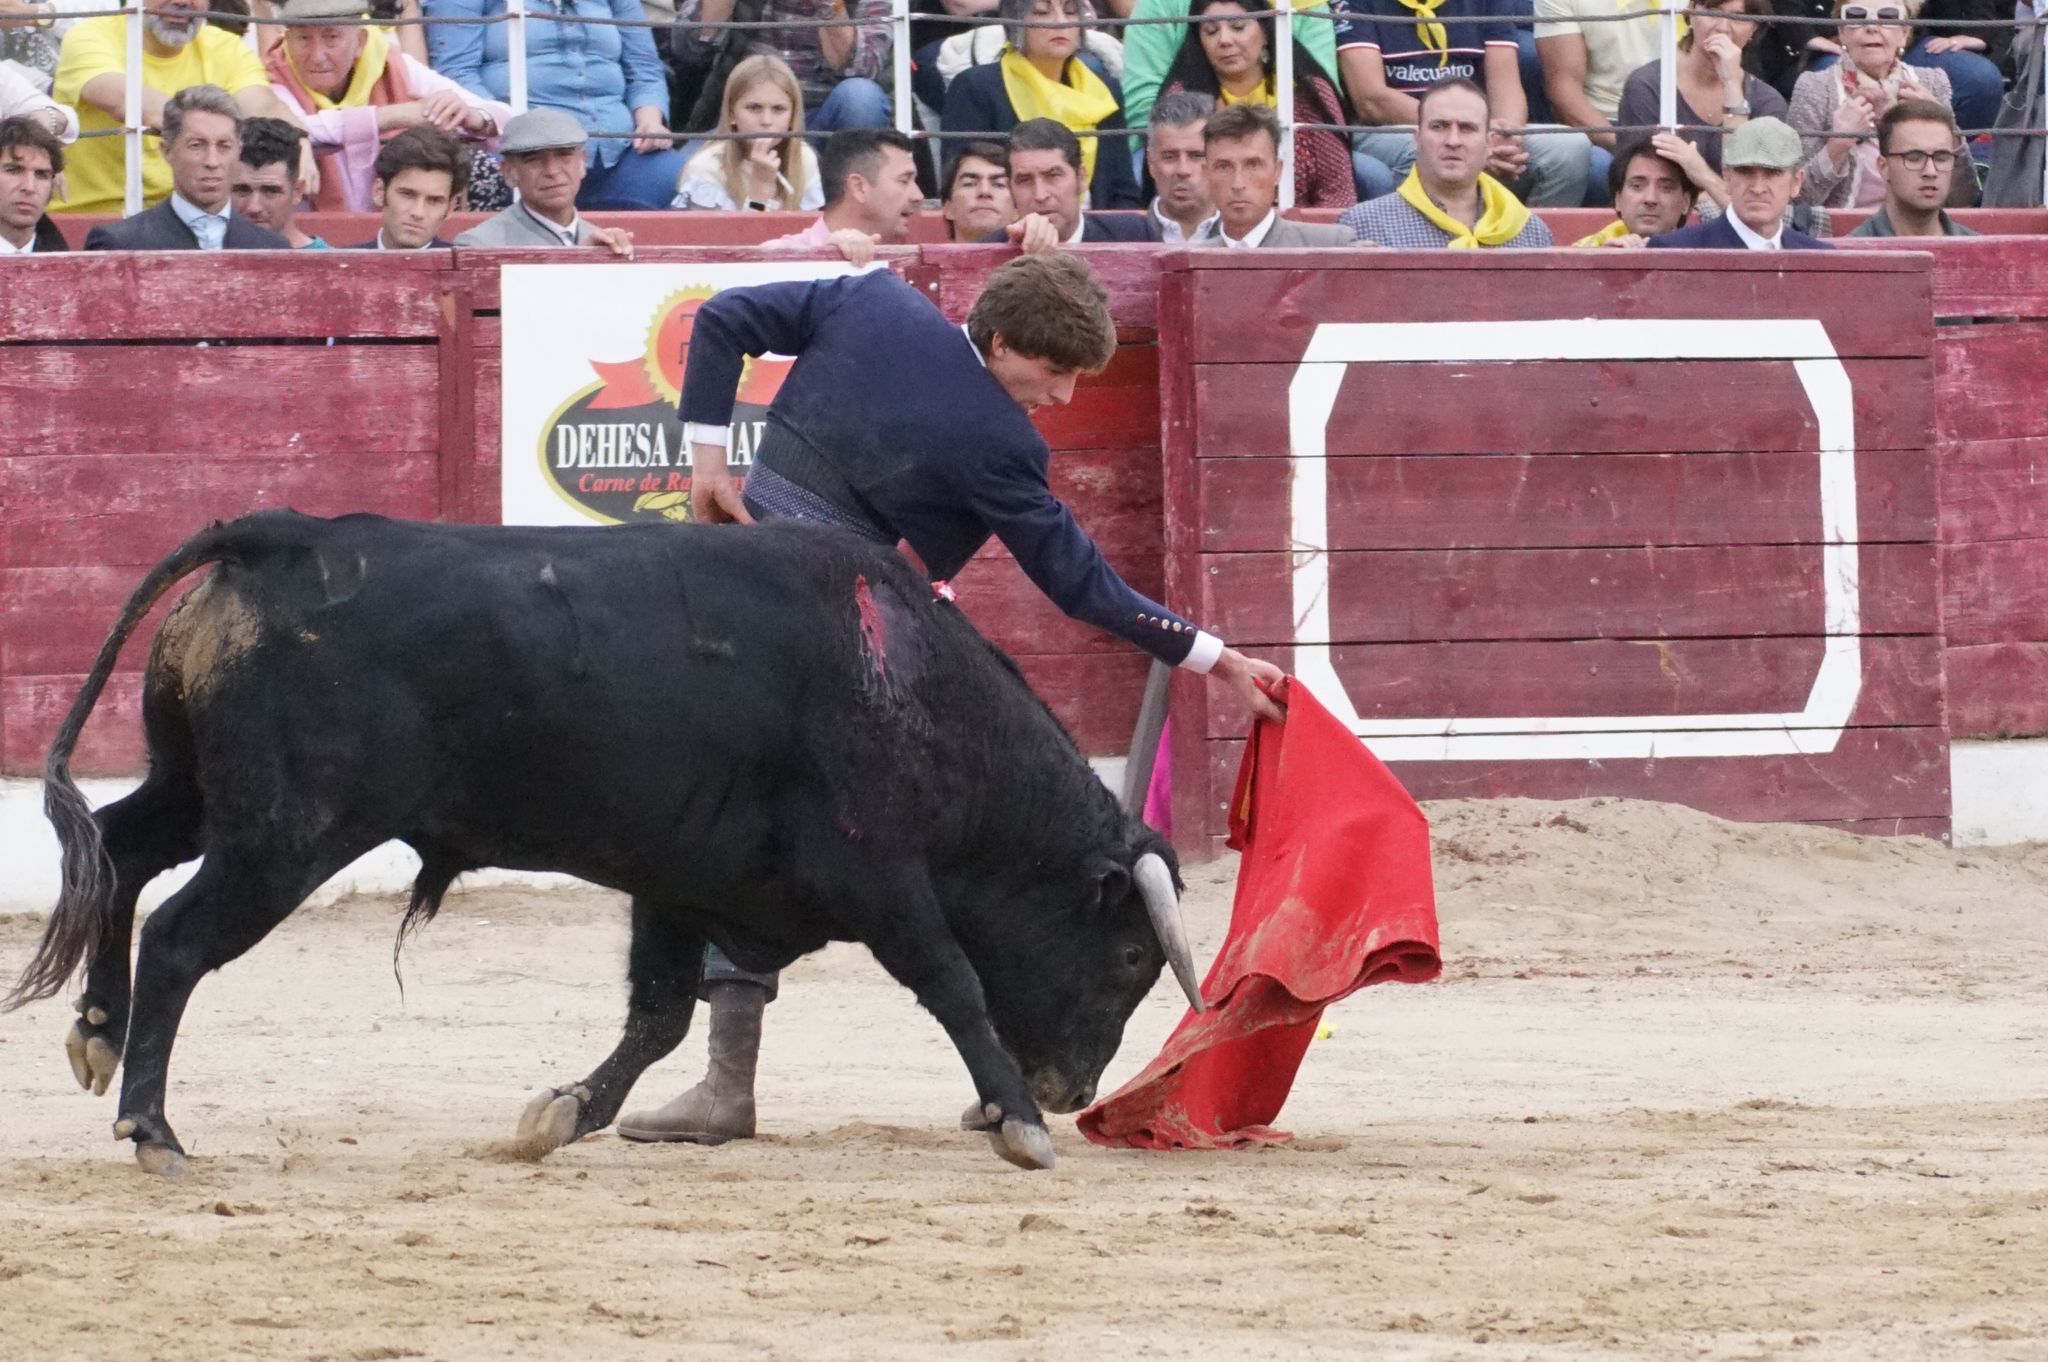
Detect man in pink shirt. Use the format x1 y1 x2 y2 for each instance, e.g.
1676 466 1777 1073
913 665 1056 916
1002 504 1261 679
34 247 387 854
764 127 920 264
265 0 510 213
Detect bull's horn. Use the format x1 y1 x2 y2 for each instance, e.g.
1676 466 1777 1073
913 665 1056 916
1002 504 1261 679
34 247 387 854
1134 853 1205 1013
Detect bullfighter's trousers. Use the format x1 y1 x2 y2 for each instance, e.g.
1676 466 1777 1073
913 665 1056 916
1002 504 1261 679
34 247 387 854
702 945 780 1002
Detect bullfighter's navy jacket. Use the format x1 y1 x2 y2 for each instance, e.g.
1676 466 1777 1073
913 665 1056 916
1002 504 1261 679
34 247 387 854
679 269 1207 668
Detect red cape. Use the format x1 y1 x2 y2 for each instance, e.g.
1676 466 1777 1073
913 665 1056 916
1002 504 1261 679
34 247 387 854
1078 678 1441 1150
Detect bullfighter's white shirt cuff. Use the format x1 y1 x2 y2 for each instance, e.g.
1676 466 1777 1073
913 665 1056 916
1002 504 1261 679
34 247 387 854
684 421 730 449
1180 631 1224 674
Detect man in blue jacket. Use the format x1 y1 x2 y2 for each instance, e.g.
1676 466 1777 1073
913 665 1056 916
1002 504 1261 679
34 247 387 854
618 254 1282 1146
1649 118 1834 251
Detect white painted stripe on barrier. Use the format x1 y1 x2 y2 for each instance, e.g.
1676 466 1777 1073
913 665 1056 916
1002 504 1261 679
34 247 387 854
1285 318 1863 762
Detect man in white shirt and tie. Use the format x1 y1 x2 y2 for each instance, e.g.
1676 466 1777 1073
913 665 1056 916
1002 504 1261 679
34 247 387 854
83 84 289 250
1649 118 1833 251
1197 104 1357 249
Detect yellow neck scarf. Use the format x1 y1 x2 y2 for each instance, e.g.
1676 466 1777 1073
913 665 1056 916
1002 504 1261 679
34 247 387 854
1395 166 1531 248
1573 218 1633 248
293 26 391 111
1219 76 1276 106
1392 0 1450 65
1000 46 1119 189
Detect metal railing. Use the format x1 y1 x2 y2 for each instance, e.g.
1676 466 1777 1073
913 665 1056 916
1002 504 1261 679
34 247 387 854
94 0 2048 217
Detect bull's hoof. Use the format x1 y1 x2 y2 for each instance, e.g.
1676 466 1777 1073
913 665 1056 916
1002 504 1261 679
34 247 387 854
513 1085 590 1157
65 1021 122 1096
65 1000 122 1096
964 1103 1055 1171
988 1117 1057 1172
135 1143 190 1180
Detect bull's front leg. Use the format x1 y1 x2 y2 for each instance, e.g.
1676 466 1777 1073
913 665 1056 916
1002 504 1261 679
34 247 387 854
513 900 704 1156
853 884 1054 1172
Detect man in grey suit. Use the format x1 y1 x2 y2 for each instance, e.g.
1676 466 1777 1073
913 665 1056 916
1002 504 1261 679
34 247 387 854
1197 104 1358 249
453 109 635 256
83 86 289 252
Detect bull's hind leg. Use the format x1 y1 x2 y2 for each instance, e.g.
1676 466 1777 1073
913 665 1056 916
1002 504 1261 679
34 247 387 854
512 897 705 1156
65 771 204 1098
114 849 343 1178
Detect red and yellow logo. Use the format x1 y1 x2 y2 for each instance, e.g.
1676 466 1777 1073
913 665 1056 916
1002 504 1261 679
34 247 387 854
536 287 795 524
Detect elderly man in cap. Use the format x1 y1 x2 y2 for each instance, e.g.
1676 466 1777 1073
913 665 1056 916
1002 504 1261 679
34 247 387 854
1650 118 1834 250
263 0 510 214
454 108 634 254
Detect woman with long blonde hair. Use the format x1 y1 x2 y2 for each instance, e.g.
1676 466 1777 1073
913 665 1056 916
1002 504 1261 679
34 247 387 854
674 55 823 211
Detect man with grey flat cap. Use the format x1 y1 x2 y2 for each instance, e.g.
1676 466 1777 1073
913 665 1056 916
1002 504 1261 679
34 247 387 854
1650 117 1834 251
453 108 635 254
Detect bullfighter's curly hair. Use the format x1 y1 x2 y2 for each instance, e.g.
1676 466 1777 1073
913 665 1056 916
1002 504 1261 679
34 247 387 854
966 253 1117 374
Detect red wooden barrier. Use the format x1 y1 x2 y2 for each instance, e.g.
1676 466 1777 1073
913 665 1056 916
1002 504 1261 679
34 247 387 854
1860 236 2048 738
3 241 2030 856
1156 250 1950 853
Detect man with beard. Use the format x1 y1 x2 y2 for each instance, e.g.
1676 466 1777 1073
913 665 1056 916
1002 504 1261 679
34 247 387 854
52 0 307 213
231 116 328 248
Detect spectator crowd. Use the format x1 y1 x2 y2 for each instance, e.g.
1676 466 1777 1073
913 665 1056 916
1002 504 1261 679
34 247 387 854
0 0 2033 252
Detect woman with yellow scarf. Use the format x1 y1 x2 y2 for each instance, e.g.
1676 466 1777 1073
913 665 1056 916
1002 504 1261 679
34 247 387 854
941 0 1145 208
264 0 511 213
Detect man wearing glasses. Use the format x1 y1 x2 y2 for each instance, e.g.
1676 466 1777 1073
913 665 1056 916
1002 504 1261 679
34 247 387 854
1846 99 1979 238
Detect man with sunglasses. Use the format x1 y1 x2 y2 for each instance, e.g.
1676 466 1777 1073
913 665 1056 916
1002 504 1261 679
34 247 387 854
1847 99 1979 238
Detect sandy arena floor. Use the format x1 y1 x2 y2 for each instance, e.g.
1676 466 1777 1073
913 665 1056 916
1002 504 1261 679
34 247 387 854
2 797 2045 1361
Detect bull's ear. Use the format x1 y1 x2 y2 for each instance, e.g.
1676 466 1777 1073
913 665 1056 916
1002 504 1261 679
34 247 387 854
1093 862 1131 912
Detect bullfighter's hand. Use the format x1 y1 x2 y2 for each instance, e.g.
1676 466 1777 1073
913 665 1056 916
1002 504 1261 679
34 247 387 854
690 452 755 525
1214 647 1286 724
1006 212 1061 255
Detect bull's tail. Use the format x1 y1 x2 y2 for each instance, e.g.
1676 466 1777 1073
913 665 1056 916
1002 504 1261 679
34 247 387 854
4 519 256 1011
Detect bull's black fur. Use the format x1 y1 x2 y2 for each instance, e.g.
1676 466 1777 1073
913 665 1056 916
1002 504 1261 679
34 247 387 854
8 511 1180 1169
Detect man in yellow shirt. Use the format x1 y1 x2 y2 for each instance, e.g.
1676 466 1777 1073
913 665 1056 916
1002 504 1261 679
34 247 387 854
53 0 306 213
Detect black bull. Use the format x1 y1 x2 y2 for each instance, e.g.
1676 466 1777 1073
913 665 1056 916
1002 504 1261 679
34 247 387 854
6 511 1206 1176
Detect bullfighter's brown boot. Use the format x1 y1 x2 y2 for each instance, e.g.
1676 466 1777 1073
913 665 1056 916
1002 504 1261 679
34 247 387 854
617 981 766 1144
